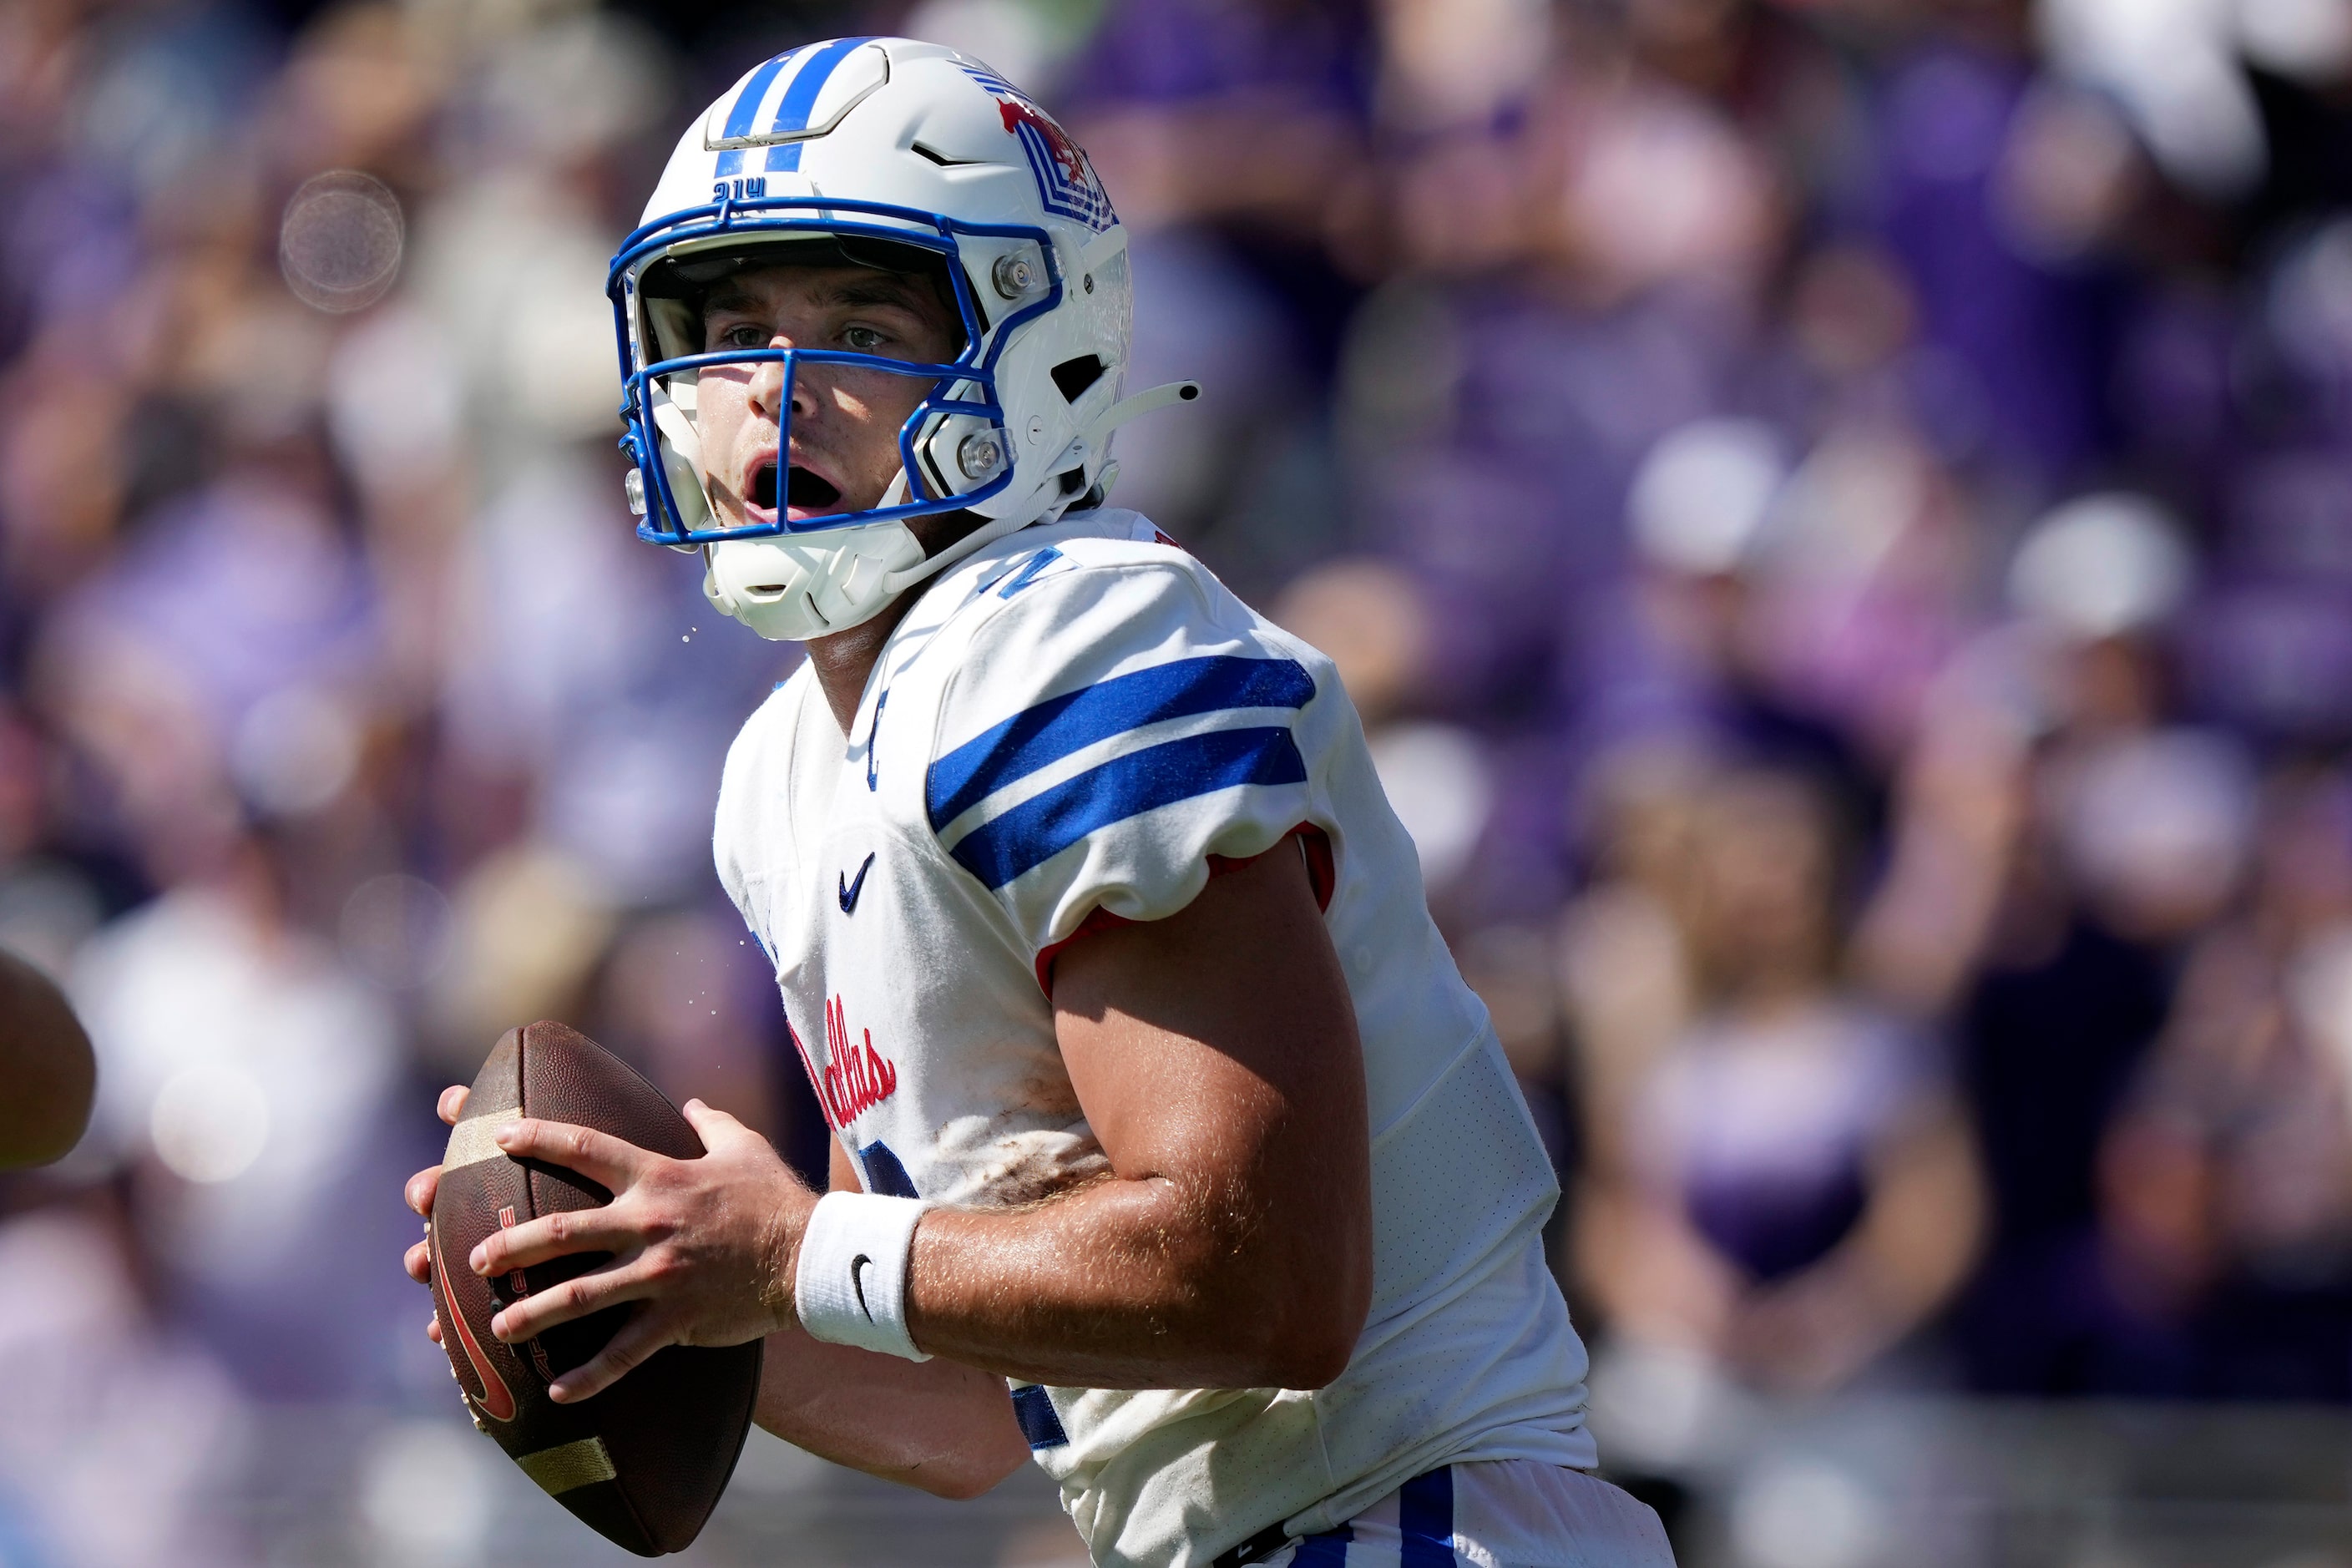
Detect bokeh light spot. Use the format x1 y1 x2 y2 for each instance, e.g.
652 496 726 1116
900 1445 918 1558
279 169 404 314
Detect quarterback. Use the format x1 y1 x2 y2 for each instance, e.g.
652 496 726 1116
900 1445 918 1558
402 37 1673 1568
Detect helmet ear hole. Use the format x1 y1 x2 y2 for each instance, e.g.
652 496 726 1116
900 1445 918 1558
1050 356 1105 402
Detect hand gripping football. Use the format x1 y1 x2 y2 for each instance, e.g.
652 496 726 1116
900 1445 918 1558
428 1021 763 1555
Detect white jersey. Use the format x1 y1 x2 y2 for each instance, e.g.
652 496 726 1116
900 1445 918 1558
713 508 1596 1568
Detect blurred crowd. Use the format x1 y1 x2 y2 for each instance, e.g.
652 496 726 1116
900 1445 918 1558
8 0 2352 1560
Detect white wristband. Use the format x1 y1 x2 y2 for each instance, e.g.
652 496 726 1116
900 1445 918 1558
793 1191 932 1362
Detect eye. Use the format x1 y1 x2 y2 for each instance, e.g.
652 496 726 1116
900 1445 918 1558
842 326 888 352
716 323 769 350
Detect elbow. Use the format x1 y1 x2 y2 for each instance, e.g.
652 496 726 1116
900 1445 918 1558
903 1432 1029 1501
1265 1323 1358 1390
908 1456 1020 1502
1253 1251 1372 1390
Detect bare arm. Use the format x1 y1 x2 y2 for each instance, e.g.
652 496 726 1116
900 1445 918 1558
0 948 95 1171
751 1141 1029 1498
465 846 1373 1397
904 845 1374 1388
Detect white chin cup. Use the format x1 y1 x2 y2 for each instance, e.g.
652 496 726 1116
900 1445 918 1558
701 520 927 641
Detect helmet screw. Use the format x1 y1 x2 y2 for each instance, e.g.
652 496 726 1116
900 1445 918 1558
623 468 646 517
957 431 1008 481
991 252 1039 299
1083 274 1095 294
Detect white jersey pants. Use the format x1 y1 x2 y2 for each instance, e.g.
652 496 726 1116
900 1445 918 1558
1253 1462 1677 1568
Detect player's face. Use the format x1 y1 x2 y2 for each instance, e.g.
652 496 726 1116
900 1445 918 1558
694 264 961 529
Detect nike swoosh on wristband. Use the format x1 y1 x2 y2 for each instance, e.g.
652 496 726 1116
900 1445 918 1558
433 1224 517 1422
838 852 876 913
850 1253 877 1323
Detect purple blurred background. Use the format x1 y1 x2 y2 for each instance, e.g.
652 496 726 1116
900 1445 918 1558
7 1 2352 1564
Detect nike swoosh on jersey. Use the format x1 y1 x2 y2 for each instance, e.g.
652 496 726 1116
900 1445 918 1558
433 1222 517 1422
838 852 876 913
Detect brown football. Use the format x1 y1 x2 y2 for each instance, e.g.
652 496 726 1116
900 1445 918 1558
428 1020 763 1555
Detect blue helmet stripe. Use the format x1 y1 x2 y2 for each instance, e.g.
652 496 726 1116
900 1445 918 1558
946 727 1308 891
713 48 801 177
925 655 1314 833
765 36 879 173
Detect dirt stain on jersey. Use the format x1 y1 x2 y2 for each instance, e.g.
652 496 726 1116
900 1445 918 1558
968 1127 1110 1208
1005 1065 1083 1122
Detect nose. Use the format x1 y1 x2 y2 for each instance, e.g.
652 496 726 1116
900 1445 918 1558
747 334 819 422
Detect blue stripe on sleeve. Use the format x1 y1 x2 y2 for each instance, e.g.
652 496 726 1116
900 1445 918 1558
1009 1384 1069 1449
946 727 1307 890
926 655 1313 832
1292 1524 1352 1565
712 49 798 177
1398 1467 1455 1566
765 37 878 172
855 1141 919 1199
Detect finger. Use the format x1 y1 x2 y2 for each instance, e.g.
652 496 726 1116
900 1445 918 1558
438 1085 470 1126
491 1118 650 1191
470 1205 637 1277
405 1166 442 1216
427 1313 443 1346
549 1309 673 1404
490 1256 652 1344
680 1099 755 1153
405 1238 432 1283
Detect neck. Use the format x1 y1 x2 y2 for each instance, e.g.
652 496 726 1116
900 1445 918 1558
796 504 1004 732
806 591 923 735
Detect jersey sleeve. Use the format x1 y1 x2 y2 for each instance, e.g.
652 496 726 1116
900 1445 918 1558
921 554 1329 961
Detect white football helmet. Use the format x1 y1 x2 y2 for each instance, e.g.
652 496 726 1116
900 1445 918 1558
608 36 1196 641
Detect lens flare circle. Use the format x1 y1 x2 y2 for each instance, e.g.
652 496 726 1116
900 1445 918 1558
280 169 405 314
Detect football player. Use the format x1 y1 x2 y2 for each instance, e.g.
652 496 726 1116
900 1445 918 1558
404 38 1674 1567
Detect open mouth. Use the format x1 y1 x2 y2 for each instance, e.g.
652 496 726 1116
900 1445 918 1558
788 465 842 509
752 463 842 513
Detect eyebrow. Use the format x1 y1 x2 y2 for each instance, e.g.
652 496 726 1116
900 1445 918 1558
704 283 761 317
704 275 934 319
815 276 934 313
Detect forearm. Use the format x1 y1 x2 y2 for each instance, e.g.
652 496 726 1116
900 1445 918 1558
903 1173 1355 1390
756 1326 1029 1499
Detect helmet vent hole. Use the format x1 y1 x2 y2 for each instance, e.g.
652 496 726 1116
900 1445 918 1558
911 141 984 168
1051 356 1106 402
